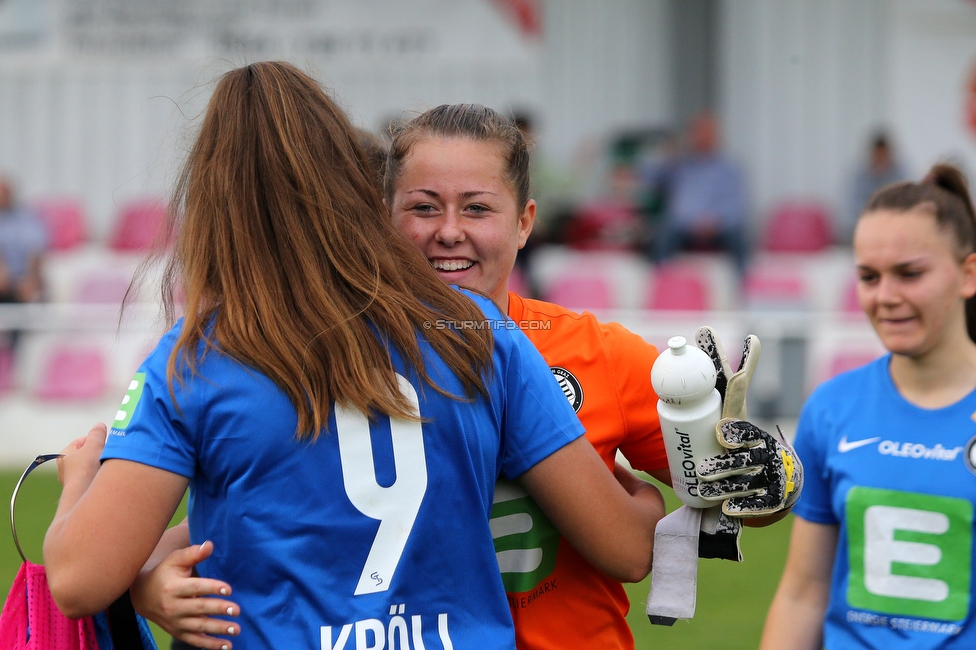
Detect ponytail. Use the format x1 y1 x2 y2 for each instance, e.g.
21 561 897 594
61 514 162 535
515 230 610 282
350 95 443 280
866 163 976 343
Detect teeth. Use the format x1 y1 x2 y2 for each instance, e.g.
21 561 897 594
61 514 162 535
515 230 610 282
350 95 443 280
432 260 474 272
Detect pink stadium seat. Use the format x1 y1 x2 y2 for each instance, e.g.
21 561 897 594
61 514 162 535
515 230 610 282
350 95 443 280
841 275 862 313
109 199 168 251
825 350 882 381
762 201 833 252
645 265 709 311
744 269 807 309
545 275 613 310
75 273 133 304
35 346 107 401
0 346 14 394
33 199 87 251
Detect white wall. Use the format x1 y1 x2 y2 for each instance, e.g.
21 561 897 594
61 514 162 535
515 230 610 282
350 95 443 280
889 0 976 177
538 0 672 163
720 0 890 235
6 0 973 244
0 0 673 238
721 0 976 237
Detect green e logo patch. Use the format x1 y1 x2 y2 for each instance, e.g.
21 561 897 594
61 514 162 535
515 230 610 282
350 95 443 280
490 479 560 593
847 486 973 621
112 372 146 431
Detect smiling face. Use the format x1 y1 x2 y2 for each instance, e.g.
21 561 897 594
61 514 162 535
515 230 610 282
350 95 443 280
389 137 535 312
854 207 976 359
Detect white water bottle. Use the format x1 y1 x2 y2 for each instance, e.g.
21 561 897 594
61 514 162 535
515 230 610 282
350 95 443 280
651 335 725 508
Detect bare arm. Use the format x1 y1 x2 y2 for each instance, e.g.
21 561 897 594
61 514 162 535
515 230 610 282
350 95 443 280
141 518 191 573
760 517 838 650
519 438 665 583
44 424 189 619
614 461 669 526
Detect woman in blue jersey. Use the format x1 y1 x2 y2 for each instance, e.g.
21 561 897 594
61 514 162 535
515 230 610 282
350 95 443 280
761 164 976 649
42 62 664 650
137 102 801 650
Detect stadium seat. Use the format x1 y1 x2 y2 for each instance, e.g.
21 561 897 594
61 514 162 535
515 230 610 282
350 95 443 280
75 272 133 304
841 275 862 313
34 345 107 401
0 345 14 393
825 350 883 381
34 198 87 251
743 264 808 310
563 199 640 251
644 264 710 311
762 201 833 252
109 199 168 251
544 275 613 311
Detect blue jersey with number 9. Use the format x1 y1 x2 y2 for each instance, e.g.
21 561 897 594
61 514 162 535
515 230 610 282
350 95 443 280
102 293 584 649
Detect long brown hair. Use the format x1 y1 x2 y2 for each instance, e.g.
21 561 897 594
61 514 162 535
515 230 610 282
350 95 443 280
384 104 531 211
155 61 493 439
864 163 976 342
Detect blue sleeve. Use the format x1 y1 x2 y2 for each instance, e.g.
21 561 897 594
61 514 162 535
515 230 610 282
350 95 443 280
101 326 197 478
464 293 585 479
791 385 837 525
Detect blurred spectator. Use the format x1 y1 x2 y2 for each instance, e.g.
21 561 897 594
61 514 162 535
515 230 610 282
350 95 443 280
0 175 47 305
841 131 907 244
0 175 47 357
643 111 749 275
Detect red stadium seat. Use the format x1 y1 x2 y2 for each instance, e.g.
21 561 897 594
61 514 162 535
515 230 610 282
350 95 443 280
762 201 833 252
109 199 168 251
34 345 107 401
645 264 710 311
563 199 640 251
34 198 87 251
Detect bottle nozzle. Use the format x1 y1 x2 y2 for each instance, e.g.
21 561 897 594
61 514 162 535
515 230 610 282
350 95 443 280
667 336 688 355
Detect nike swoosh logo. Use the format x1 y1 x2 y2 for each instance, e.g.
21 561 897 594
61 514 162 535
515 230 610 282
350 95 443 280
838 436 881 453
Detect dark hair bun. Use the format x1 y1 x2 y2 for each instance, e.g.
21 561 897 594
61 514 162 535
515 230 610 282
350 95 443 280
927 163 971 205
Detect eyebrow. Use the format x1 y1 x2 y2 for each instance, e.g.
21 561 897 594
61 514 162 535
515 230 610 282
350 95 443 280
856 257 928 272
405 189 498 199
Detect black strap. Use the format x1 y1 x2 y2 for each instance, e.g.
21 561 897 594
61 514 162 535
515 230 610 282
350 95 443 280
107 590 147 649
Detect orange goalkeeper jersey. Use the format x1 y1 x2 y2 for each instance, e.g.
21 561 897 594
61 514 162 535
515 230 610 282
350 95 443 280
492 293 668 650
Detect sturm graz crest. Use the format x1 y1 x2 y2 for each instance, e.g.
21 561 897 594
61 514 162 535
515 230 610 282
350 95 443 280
550 367 583 412
965 434 976 476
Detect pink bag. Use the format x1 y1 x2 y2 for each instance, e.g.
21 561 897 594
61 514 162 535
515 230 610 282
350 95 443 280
0 562 100 649
0 454 157 650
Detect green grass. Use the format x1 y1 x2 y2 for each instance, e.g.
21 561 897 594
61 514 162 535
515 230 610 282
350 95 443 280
1 468 792 650
626 479 792 648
